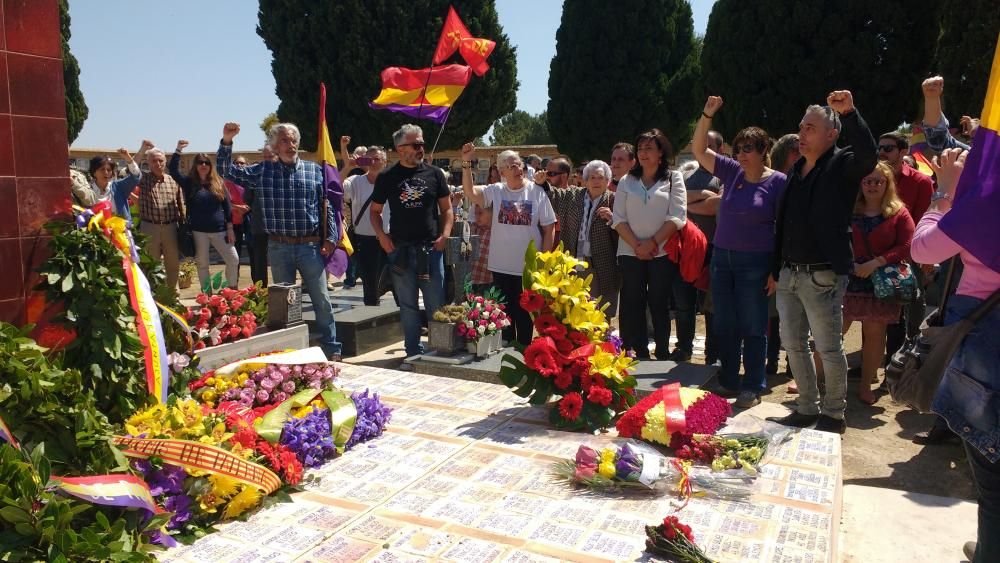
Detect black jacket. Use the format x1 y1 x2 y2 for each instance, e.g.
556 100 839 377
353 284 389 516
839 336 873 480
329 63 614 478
773 109 878 278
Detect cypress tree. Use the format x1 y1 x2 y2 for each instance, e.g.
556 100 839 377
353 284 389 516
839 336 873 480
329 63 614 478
701 0 941 140
931 0 1000 120
257 0 518 152
60 0 88 144
546 0 701 162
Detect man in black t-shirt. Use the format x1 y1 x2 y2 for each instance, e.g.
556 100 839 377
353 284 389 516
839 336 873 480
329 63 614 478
371 124 454 368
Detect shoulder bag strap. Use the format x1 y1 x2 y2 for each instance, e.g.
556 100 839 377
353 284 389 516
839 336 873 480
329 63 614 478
354 194 375 227
967 287 1000 323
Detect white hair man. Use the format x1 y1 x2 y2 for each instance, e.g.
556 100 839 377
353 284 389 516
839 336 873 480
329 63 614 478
216 121 343 360
370 124 454 369
136 140 186 290
766 91 878 435
345 145 391 305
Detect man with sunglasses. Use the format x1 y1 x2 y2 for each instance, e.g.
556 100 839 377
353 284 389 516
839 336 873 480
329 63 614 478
371 124 453 370
766 91 878 435
878 132 934 368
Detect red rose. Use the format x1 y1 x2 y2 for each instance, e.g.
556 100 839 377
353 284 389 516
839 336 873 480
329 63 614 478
553 369 573 390
533 314 567 339
524 338 561 377
587 385 613 406
558 392 583 421
567 331 589 348
519 290 546 313
195 294 209 305
35 324 77 351
553 337 574 355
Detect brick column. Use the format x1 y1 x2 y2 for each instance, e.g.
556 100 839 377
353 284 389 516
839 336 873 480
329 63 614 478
0 0 72 324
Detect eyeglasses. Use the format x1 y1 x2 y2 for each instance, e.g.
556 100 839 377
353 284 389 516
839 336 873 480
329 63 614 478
732 143 758 154
862 177 887 187
546 170 566 177
399 142 425 149
504 163 524 171
878 145 898 153
196 161 211 166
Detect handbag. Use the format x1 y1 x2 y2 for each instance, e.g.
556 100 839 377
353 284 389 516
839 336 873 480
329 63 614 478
885 258 1000 412
856 218 919 304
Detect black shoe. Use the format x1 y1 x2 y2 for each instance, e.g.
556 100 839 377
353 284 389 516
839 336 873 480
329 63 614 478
765 362 778 375
668 349 692 362
815 415 846 434
710 384 740 399
766 412 819 428
912 421 957 445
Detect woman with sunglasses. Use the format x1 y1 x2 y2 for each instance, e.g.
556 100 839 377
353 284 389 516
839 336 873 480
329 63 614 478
611 128 687 360
843 161 914 405
170 140 240 289
460 143 556 345
692 96 788 408
77 148 142 220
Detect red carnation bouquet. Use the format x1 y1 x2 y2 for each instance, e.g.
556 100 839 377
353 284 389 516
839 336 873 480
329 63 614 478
498 242 637 431
616 383 731 448
644 515 712 562
184 285 266 349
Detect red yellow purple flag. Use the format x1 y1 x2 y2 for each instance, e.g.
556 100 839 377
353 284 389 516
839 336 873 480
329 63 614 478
317 83 353 277
432 5 495 76
369 64 473 123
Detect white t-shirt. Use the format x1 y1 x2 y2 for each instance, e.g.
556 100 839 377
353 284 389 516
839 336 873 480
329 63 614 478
611 170 687 257
483 181 557 275
345 174 390 236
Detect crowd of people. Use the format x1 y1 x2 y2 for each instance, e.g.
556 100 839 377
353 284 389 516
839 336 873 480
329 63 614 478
69 74 997 560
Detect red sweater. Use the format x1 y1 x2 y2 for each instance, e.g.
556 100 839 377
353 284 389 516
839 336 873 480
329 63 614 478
894 163 933 224
851 207 914 265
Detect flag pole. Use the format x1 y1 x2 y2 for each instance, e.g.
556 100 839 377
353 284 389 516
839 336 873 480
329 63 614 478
429 105 454 161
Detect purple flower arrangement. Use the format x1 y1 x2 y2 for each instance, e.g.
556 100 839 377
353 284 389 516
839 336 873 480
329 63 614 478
280 407 336 468
132 460 192 530
221 363 338 408
347 389 393 449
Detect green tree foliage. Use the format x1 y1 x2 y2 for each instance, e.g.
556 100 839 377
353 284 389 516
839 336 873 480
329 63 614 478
547 0 701 161
932 0 1000 120
260 111 280 140
701 0 942 141
490 110 552 145
60 0 88 144
257 0 518 152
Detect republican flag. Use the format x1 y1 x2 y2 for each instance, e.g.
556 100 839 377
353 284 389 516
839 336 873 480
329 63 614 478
369 64 472 123
432 5 496 76
0 413 18 449
317 83 352 277
937 34 1000 273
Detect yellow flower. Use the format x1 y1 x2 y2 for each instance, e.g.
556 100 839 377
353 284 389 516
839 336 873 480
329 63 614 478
201 390 217 403
599 448 616 465
199 421 233 445
197 491 224 514
222 486 261 519
209 474 241 498
640 404 671 445
598 461 616 479
125 404 168 437
531 269 566 299
589 348 623 384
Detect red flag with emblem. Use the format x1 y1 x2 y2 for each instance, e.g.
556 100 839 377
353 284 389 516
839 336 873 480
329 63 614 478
432 5 496 76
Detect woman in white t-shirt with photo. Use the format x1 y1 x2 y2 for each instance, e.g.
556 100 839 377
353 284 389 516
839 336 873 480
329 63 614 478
460 143 557 345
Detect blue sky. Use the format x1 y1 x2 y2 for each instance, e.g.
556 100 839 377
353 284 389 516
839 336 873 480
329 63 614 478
69 0 716 151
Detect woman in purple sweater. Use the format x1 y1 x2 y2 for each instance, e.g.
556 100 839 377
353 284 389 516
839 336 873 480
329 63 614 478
692 96 788 408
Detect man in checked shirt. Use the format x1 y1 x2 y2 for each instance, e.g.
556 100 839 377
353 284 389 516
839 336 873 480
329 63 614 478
137 142 186 291
217 121 343 360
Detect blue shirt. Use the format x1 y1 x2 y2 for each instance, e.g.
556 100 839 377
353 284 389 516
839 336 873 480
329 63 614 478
922 115 971 152
217 144 337 244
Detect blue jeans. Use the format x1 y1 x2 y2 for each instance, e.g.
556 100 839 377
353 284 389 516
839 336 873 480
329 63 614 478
777 267 849 418
711 249 772 393
268 241 342 357
389 246 445 357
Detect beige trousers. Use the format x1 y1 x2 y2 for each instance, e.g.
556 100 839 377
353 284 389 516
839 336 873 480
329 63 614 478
140 221 180 290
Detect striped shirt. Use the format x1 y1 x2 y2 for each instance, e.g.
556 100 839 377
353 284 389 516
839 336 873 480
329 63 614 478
217 144 336 244
138 173 185 224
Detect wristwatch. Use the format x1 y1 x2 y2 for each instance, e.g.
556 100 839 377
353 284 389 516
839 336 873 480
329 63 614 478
931 191 952 202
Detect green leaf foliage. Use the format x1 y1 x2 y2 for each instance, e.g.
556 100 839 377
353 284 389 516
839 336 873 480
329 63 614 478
700 0 942 141
36 222 170 422
0 323 123 476
547 0 701 162
59 0 88 144
0 445 154 561
489 110 552 146
257 0 518 152
931 0 1000 120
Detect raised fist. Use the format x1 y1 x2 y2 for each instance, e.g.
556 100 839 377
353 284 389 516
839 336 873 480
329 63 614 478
222 122 241 142
140 139 154 151
461 142 475 159
922 76 944 98
340 135 351 148
703 96 723 118
826 90 855 115
117 147 130 158
176 140 189 152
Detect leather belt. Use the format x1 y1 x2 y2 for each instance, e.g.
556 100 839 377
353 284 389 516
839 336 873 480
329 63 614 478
270 235 321 244
783 261 833 273
144 219 176 225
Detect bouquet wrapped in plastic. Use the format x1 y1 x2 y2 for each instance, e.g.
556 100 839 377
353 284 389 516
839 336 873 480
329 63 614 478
675 429 793 476
616 382 731 448
551 441 752 504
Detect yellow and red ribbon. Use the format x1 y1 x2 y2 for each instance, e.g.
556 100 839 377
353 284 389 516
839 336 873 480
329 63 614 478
661 382 688 436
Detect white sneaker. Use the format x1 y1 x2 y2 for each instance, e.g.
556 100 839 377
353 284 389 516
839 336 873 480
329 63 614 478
398 361 415 372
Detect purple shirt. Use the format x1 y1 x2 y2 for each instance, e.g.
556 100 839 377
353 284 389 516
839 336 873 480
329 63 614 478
712 154 787 253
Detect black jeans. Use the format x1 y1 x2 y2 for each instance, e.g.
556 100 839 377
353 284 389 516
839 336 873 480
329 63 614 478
250 232 269 286
491 271 532 346
355 234 387 306
966 440 1000 562
619 255 680 358
671 276 697 355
